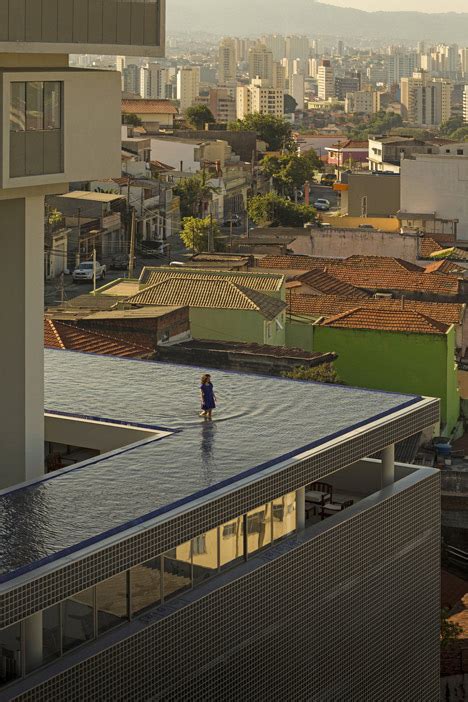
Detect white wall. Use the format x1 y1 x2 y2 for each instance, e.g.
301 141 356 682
401 155 468 241
151 139 199 172
291 229 420 262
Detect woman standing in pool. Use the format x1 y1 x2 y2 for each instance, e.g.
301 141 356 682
200 374 216 419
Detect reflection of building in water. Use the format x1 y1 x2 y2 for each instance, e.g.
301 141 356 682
0 353 441 700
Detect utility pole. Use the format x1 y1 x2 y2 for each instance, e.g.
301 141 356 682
60 272 65 304
93 245 97 293
209 212 214 253
229 219 233 252
76 207 82 267
129 208 136 278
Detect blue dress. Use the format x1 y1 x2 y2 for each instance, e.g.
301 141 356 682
201 382 216 410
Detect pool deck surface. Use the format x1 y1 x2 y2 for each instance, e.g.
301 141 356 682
0 350 423 583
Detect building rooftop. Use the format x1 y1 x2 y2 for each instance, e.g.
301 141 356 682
295 269 370 299
420 237 444 258
44 320 152 358
122 99 178 115
56 191 123 203
328 267 461 297
125 278 286 320
257 255 343 271
139 266 284 292
344 255 424 273
321 308 450 335
287 294 465 326
0 350 424 583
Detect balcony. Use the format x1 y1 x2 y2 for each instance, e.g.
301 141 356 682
1 68 121 191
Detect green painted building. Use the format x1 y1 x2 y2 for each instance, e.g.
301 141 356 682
286 311 460 434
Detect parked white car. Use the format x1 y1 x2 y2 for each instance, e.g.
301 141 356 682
72 261 106 282
314 198 331 212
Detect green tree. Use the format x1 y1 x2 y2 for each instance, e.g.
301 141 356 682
440 115 463 137
440 609 463 649
261 150 323 196
347 111 402 140
449 126 468 142
248 193 316 227
281 363 340 384
174 172 221 218
229 113 295 151
185 104 215 130
179 216 224 253
122 113 142 127
284 94 298 115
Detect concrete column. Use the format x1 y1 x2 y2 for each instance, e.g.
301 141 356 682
382 444 395 488
296 486 306 530
24 611 43 672
0 196 44 488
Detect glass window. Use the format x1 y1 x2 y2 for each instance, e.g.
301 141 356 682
220 515 244 569
62 587 95 653
97 572 128 635
192 528 218 585
0 622 21 687
163 545 192 601
272 492 297 541
44 82 61 130
25 605 61 674
10 83 25 132
246 503 272 555
131 556 161 617
26 82 44 131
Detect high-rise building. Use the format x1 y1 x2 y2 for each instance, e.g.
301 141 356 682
290 73 305 109
386 52 418 88
401 72 452 126
337 40 345 57
248 43 274 85
122 63 141 95
286 35 310 62
208 87 237 123
308 58 319 79
460 48 468 78
261 34 286 62
177 67 201 111
463 85 468 123
345 91 374 115
335 76 361 101
218 37 237 84
237 78 284 119
318 60 335 100
273 62 287 91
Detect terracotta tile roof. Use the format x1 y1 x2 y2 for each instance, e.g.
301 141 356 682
122 99 178 115
420 237 444 258
257 255 342 271
344 255 424 272
330 139 368 149
140 266 284 292
126 277 287 320
425 260 466 274
321 308 450 335
430 247 468 262
44 320 152 358
287 293 464 325
295 269 371 299
327 266 461 296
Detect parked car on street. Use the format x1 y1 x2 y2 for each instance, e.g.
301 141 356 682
72 261 106 282
110 253 129 270
314 198 331 212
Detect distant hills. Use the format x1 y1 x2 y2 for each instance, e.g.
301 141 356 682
167 1 468 43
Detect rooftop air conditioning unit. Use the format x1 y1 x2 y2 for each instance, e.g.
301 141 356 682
375 293 393 300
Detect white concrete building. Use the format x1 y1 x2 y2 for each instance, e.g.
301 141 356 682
317 60 335 100
0 0 165 491
400 152 468 240
218 37 237 84
248 44 274 85
236 78 284 119
464 85 468 123
345 91 373 115
177 66 201 112
401 72 452 126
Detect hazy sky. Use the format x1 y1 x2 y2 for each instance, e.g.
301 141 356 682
327 0 467 10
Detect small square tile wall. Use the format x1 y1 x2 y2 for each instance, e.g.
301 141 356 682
11 471 440 702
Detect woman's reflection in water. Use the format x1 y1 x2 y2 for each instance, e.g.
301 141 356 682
200 419 217 488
